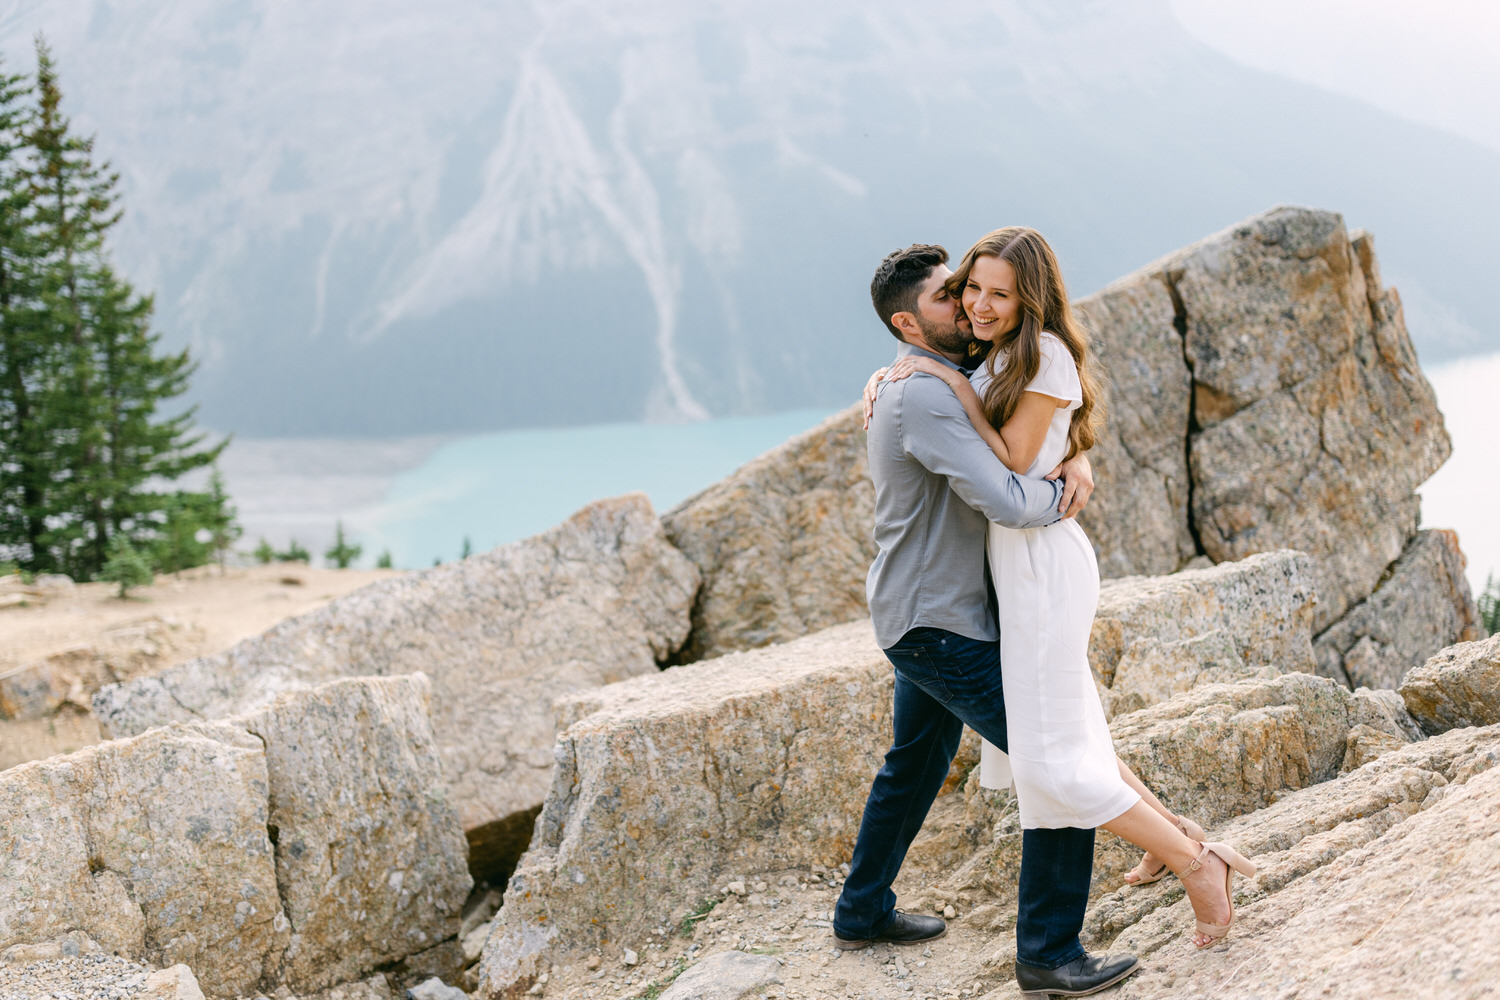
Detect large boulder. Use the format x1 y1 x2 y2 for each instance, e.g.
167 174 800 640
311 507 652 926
1399 634 1500 735
1073 270 1196 579
0 721 281 996
476 621 891 997
1108 673 1362 828
1315 529 1485 690
92 495 700 870
1 674 469 996
239 676 472 992
1090 550 1317 718
1170 214 1449 629
661 407 875 661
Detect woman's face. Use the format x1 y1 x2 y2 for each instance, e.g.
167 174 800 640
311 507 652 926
962 255 1020 342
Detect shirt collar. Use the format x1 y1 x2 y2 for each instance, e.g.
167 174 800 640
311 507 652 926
900 343 970 374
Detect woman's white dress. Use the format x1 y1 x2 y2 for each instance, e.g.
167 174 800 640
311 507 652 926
975 332 1140 830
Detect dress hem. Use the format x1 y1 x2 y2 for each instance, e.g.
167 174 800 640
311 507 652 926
1017 788 1142 831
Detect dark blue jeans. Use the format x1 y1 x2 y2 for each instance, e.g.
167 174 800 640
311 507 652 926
833 626 1095 969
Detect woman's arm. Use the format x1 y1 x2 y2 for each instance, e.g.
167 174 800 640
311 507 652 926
881 357 1064 473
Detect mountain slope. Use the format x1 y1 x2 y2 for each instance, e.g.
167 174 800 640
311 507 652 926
2 0 1494 435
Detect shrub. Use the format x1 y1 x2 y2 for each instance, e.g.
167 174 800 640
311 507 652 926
277 539 311 563
253 538 275 564
100 535 153 598
1479 573 1500 636
325 521 362 569
375 549 393 569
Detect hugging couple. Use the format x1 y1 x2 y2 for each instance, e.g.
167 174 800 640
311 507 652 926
831 230 1255 998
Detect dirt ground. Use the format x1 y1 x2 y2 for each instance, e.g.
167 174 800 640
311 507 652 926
532 861 1024 1000
0 562 401 770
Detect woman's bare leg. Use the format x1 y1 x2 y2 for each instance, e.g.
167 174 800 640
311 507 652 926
1117 757 1174 820
1118 756 1194 884
1101 800 1229 948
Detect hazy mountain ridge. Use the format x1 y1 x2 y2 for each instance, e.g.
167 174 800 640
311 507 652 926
1 0 1494 435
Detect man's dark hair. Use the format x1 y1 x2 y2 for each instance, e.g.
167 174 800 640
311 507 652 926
870 244 949 340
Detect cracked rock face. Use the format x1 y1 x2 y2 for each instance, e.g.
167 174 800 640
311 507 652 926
1090 550 1317 718
1073 270 1196 580
1314 529 1485 690
1109 673 1361 828
476 621 892 997
1168 211 1450 631
242 676 471 992
661 407 876 662
1400 634 1500 735
1 675 469 996
1083 725 1500 1000
0 721 281 996
92 495 700 843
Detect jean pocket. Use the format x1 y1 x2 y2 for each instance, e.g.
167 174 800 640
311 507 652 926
904 646 956 703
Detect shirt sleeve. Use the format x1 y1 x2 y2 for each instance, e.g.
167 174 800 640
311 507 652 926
898 375 1065 529
1028 333 1083 405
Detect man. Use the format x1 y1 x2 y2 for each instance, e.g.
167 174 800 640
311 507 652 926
831 245 1138 997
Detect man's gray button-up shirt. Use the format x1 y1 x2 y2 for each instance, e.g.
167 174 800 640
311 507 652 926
865 347 1065 649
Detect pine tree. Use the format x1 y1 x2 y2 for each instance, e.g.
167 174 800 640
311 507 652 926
100 532 152 598
0 38 228 578
26 38 116 576
0 54 48 571
324 521 362 569
203 469 241 569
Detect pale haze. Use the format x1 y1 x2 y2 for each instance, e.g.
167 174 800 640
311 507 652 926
1172 1 1500 153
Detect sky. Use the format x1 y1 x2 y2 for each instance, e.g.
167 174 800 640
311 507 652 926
1170 0 1500 153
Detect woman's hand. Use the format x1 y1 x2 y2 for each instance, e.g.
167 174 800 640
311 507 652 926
884 355 963 388
861 367 891 429
863 357 968 427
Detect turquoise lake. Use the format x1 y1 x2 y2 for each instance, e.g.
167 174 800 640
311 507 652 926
356 409 839 568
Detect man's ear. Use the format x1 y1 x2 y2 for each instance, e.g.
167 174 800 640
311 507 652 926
890 311 920 341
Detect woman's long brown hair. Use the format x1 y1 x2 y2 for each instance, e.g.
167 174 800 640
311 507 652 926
943 227 1104 461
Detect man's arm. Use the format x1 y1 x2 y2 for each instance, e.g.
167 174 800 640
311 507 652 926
898 376 1064 529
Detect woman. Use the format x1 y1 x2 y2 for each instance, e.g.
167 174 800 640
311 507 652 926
868 227 1254 948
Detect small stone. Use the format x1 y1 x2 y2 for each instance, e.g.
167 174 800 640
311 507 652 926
623 949 639 967
586 955 602 971
726 880 748 896
405 977 467 1000
753 881 769 893
942 906 956 919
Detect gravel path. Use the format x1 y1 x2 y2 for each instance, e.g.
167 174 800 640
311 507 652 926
0 954 154 1000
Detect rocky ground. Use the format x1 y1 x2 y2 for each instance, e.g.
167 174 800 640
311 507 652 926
523 863 1012 1000
0 563 399 769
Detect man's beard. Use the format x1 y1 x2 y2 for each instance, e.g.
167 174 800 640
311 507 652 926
916 313 976 356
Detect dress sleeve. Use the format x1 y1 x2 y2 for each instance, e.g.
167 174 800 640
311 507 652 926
1027 332 1083 405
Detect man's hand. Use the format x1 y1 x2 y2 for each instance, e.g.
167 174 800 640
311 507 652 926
1044 452 1094 519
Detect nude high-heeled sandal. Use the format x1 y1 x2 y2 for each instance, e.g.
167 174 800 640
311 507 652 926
1177 841 1256 947
1122 816 1207 887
